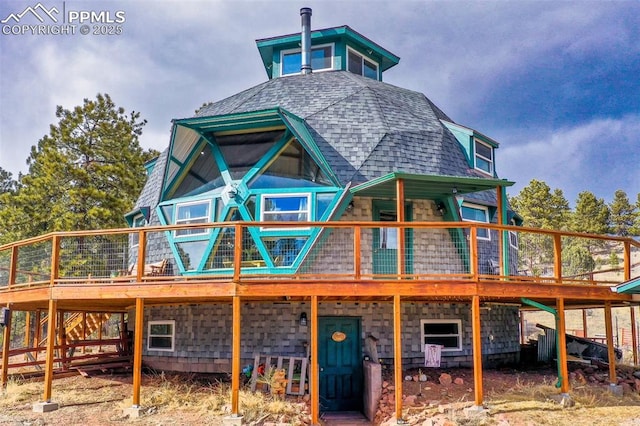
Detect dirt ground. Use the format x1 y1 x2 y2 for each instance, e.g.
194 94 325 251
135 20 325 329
2 365 640 425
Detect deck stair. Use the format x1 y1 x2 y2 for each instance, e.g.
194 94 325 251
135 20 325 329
38 312 111 346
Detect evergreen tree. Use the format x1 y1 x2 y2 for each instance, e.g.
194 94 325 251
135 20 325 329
0 167 17 194
0 94 157 243
509 179 570 276
609 189 637 237
571 191 610 235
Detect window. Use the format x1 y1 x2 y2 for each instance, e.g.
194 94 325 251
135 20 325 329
509 218 518 249
281 44 334 75
421 319 462 352
460 203 490 240
175 201 211 237
131 214 146 248
147 320 175 352
474 139 494 175
261 194 310 226
347 47 378 79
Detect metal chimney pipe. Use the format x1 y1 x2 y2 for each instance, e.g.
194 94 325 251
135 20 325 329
300 7 312 74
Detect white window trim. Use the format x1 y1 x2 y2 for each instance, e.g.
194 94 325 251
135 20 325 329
280 43 335 76
174 200 211 238
460 202 491 241
260 193 311 231
131 214 146 249
347 46 379 78
147 320 176 352
474 139 494 175
508 218 518 249
420 319 463 352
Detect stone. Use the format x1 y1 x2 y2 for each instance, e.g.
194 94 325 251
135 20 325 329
609 384 623 397
419 374 428 382
439 373 452 386
223 414 244 426
454 377 464 385
634 378 640 393
405 375 413 381
404 395 417 406
548 393 575 407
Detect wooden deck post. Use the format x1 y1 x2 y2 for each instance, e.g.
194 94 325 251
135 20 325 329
631 306 638 366
556 298 570 394
604 301 617 386
471 295 483 406
132 298 144 407
34 310 41 361
582 309 588 338
43 299 57 402
231 296 241 416
393 294 403 422
1 304 12 389
310 295 319 425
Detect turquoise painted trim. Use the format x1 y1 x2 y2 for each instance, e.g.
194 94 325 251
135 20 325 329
243 131 292 183
161 123 181 201
174 108 283 128
521 298 563 389
500 186 510 274
615 276 640 294
256 25 400 79
278 109 341 186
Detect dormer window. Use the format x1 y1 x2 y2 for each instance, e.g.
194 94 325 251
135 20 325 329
347 47 378 79
281 44 334 76
474 139 494 175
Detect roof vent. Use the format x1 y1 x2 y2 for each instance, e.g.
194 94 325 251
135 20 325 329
300 7 312 74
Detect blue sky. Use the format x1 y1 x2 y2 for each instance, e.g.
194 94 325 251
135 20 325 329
1 0 638 205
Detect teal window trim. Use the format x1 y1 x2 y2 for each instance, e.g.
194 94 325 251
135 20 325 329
163 136 207 200
243 131 292 184
347 46 380 80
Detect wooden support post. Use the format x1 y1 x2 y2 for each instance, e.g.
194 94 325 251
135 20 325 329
471 295 483 406
354 226 361 280
58 311 67 370
310 295 319 425
136 230 146 282
82 312 87 354
1 305 12 389
582 309 588 338
132 298 144 407
98 314 103 352
631 306 638 366
231 296 241 416
624 241 631 281
469 228 478 279
604 302 617 386
24 311 31 352
553 234 562 284
34 310 41 361
233 224 242 282
393 295 403 422
396 178 405 277
43 299 57 402
8 246 17 290
556 298 570 393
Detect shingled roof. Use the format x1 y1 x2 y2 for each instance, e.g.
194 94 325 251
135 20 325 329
195 70 490 187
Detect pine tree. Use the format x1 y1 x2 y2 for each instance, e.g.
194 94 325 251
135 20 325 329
609 189 637 237
571 191 610 235
0 94 157 243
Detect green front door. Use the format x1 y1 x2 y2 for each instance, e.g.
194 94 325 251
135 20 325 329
372 201 413 275
318 316 362 412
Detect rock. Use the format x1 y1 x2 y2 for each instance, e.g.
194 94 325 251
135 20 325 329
419 374 428 382
633 370 640 380
454 377 464 385
404 395 417 406
634 378 640 393
405 375 413 381
382 380 389 388
439 373 452 385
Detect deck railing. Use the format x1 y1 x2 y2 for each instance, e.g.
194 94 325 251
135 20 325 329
0 222 638 290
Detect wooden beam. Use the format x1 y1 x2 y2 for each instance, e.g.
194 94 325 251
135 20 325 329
24 311 31 352
136 231 146 282
471 295 483 406
604 301 617 385
556 298 570 393
1 304 12 389
469 228 478 279
624 241 631 281
310 295 319 425
231 296 241 415
132 298 144 407
393 295 403 422
631 306 638 366
354 226 361 280
234 224 242 282
8 246 17 290
43 299 57 402
582 309 588 338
